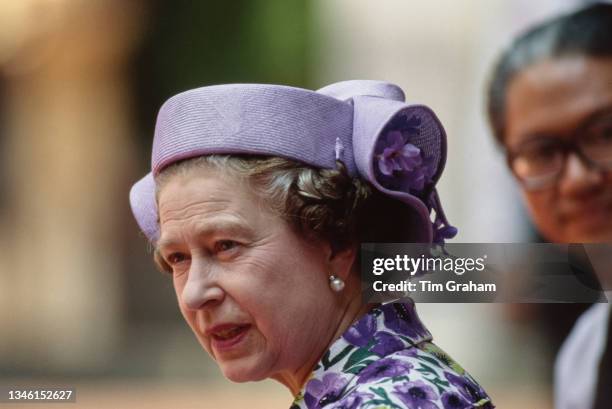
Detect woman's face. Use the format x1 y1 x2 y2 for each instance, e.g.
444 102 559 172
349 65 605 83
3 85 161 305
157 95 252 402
156 166 342 383
505 56 612 243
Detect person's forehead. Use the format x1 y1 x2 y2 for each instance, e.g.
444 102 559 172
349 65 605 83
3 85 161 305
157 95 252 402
505 56 612 146
157 169 262 230
158 171 232 213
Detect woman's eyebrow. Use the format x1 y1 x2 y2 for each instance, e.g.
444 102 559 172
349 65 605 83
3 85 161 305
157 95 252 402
580 103 612 127
157 219 254 251
508 132 559 153
198 219 255 238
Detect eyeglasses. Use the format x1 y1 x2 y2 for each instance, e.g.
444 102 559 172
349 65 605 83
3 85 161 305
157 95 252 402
507 111 612 190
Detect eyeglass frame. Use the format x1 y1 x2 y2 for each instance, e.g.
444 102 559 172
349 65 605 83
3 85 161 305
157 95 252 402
505 108 612 191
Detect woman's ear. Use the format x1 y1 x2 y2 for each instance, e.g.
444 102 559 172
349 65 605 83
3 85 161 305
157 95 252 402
327 242 358 281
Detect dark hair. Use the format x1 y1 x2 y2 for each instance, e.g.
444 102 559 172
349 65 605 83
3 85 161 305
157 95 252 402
487 3 612 144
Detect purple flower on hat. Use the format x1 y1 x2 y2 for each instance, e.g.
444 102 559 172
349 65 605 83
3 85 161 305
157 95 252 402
393 380 440 409
304 373 349 409
343 313 376 347
378 130 423 176
374 115 437 194
403 154 437 192
357 357 413 383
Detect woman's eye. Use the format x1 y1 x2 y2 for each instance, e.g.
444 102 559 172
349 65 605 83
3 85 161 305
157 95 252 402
214 240 239 254
533 145 558 160
522 141 560 162
167 252 188 265
598 124 612 141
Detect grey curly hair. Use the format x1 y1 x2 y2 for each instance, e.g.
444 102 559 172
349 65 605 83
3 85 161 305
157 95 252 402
153 155 415 273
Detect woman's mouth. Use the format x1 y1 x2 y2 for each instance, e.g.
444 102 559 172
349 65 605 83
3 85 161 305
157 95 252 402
209 324 251 352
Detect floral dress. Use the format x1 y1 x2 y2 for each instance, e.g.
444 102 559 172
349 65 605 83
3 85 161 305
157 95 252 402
290 301 494 409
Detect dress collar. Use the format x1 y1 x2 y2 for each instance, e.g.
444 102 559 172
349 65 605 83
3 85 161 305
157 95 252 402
292 301 432 407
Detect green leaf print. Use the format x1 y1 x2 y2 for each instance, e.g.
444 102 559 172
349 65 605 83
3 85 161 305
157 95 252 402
343 345 375 371
321 344 354 370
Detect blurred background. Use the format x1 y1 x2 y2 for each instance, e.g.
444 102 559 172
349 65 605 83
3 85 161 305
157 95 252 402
0 0 601 407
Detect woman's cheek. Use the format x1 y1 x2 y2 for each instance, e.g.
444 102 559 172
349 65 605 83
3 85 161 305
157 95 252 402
230 251 279 282
172 275 187 301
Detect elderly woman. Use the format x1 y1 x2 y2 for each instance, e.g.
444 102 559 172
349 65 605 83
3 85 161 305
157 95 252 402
130 80 493 408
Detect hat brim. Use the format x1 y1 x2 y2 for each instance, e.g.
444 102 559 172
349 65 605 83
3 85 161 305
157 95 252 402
129 172 159 243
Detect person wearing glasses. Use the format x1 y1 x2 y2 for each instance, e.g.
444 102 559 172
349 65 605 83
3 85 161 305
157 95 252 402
487 4 612 409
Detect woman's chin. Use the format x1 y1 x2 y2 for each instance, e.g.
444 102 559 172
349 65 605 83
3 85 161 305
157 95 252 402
219 361 268 383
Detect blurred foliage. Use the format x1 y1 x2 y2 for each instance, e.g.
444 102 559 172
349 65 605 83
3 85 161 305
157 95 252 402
132 0 313 146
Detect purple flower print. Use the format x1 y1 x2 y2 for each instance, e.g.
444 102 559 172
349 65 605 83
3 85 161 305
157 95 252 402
444 371 488 404
393 380 440 409
304 373 349 409
441 391 471 409
396 348 420 359
343 313 376 347
330 391 374 409
371 331 404 357
383 304 429 340
357 357 413 383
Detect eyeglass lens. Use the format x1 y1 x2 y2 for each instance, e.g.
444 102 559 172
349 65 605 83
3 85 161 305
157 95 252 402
510 113 612 189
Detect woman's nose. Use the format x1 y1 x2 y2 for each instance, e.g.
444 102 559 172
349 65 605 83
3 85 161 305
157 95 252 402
181 261 225 311
559 152 603 196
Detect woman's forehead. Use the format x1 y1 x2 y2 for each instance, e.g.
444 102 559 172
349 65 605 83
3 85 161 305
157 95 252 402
157 171 270 237
505 56 612 147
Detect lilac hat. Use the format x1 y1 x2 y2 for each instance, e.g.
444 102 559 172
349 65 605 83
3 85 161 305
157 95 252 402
129 80 456 244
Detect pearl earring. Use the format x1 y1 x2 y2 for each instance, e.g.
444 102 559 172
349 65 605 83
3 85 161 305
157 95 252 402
329 275 345 292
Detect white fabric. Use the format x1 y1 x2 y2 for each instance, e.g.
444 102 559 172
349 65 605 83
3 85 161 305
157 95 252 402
554 301 611 409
